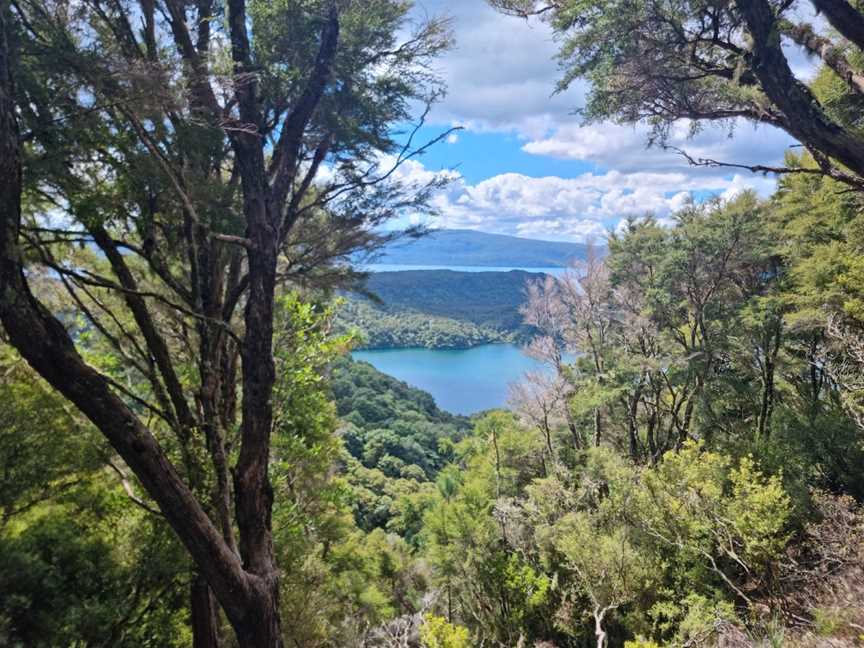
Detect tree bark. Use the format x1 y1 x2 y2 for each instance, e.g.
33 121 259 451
191 574 221 648
780 20 864 96
738 0 864 178
810 0 864 52
0 3 261 643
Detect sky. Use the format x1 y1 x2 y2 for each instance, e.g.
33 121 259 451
386 0 803 242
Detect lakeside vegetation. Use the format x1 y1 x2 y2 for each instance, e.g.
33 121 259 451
336 299 510 350
337 270 540 349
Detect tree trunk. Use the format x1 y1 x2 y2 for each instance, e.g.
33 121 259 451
593 407 602 447
739 0 864 178
810 0 864 52
233 578 284 648
191 574 221 648
594 607 608 648
758 356 775 438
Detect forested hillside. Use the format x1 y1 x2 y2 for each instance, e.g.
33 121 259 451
330 357 470 533
3 0 864 646
7 176 864 647
375 229 590 267
338 270 541 348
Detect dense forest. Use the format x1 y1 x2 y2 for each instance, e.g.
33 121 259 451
2 0 864 647
337 270 541 349
336 299 510 350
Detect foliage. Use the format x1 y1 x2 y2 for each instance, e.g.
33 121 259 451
336 298 509 350
419 614 471 648
340 269 544 346
329 356 469 536
4 0 864 642
0 347 104 524
0 349 189 647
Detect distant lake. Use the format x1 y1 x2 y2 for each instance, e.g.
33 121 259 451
361 263 567 276
352 344 546 415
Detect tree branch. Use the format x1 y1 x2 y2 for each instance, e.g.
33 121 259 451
738 0 864 178
268 5 340 215
810 0 864 52
781 20 864 95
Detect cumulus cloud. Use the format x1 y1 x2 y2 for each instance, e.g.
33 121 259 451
409 2 804 171
411 0 580 135
394 159 776 242
393 2 810 241
521 120 797 173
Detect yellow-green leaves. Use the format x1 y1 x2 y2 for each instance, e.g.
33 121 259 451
420 614 472 648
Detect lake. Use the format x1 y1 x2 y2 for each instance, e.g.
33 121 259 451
351 344 545 415
361 263 567 276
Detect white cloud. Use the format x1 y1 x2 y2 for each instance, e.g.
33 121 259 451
393 2 817 242
411 0 581 135
521 119 797 173
394 159 776 242
410 1 806 168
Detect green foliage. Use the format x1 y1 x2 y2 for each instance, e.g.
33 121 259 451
418 409 795 646
634 443 792 586
337 269 545 349
552 512 654 632
329 356 469 533
0 346 189 647
0 347 104 524
337 298 508 350
0 506 188 648
420 614 472 648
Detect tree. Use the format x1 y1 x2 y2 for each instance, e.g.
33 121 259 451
521 194 788 462
0 346 191 647
771 152 864 430
490 0 864 186
0 345 103 526
552 513 653 648
0 0 450 644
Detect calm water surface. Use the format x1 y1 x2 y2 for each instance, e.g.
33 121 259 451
361 263 566 276
352 344 545 415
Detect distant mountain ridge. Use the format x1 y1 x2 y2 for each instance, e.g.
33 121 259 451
376 229 591 267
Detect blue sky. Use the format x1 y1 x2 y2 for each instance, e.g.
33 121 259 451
382 1 800 242
406 127 600 185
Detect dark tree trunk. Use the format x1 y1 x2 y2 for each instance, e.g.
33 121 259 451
739 0 864 178
593 407 602 447
758 322 781 439
232 580 283 648
191 574 221 648
810 0 864 52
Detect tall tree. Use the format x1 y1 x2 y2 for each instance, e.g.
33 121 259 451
490 0 864 186
0 0 450 644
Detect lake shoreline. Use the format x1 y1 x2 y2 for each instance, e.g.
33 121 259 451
350 343 547 415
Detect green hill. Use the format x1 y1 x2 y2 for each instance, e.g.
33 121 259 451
376 229 590 267
337 269 545 349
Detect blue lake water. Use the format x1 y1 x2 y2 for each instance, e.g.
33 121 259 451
362 263 566 276
351 344 546 415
